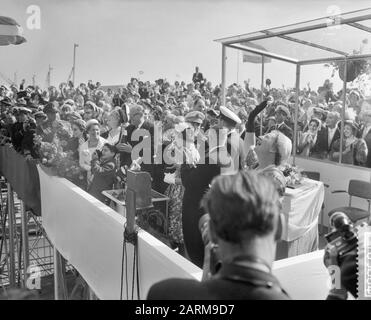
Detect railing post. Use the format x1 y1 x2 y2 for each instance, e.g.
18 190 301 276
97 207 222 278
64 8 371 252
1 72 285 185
260 57 265 136
293 63 301 165
221 44 227 106
53 247 67 300
20 200 29 287
339 59 347 164
7 183 16 287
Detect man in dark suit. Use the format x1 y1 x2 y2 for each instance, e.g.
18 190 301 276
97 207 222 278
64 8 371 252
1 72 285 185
310 111 340 159
117 104 159 187
192 66 204 85
269 105 293 140
147 170 289 300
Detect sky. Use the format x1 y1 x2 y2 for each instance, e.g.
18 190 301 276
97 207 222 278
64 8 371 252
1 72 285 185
1 0 370 91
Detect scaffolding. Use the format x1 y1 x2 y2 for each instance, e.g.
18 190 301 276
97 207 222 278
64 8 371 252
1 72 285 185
0 178 54 294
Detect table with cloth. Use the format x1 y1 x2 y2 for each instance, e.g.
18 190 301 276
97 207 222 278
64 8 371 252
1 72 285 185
0 145 41 216
277 178 325 258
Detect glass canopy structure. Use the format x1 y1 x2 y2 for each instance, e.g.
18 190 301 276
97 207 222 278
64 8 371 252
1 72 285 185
215 8 371 163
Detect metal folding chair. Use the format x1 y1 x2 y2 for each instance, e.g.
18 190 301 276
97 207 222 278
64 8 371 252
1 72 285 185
328 179 371 224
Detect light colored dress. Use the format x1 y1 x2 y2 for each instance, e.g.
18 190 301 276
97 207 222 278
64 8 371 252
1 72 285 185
79 136 107 185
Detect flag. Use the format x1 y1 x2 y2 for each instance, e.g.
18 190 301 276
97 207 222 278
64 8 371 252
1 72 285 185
241 42 271 64
0 16 26 46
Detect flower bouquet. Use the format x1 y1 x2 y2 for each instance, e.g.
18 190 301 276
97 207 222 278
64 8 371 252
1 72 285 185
280 164 304 188
34 134 84 183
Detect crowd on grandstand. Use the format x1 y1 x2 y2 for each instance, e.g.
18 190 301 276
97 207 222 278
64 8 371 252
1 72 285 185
0 66 370 263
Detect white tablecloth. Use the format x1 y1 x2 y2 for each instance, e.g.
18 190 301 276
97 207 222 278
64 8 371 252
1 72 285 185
281 178 324 241
279 179 324 257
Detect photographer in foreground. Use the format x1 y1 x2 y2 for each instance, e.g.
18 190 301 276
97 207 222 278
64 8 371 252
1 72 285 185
147 170 289 300
324 212 358 300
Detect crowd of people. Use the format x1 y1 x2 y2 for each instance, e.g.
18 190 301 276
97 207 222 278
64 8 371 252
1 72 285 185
0 66 370 264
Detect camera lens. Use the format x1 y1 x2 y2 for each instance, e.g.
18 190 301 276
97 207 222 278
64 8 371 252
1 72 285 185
330 211 352 230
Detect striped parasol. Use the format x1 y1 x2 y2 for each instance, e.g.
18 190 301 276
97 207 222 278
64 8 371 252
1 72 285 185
0 16 26 46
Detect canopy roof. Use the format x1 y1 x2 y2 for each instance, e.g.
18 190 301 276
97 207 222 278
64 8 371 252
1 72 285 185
215 8 371 65
0 16 26 46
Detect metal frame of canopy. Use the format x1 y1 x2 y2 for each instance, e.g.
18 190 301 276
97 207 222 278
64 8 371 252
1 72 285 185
215 8 371 164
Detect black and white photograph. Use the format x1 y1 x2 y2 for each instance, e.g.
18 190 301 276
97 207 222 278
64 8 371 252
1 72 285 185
1 0 371 305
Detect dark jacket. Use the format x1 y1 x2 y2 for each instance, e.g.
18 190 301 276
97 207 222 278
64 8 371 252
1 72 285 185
21 120 37 157
88 157 116 202
122 121 155 174
360 126 371 168
147 263 290 300
65 137 81 160
192 72 204 84
180 157 222 268
310 126 340 159
10 122 24 152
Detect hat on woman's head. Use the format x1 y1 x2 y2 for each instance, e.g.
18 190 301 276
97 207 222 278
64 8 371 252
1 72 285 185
67 111 82 121
275 105 291 118
111 108 126 124
185 111 205 124
64 99 75 106
340 120 359 134
309 117 321 127
85 101 98 112
72 119 87 132
86 119 100 131
43 101 59 114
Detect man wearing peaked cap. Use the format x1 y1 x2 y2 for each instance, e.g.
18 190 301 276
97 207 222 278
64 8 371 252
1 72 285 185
219 106 241 125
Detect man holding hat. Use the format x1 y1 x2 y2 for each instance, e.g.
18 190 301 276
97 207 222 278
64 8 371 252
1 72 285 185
269 104 293 140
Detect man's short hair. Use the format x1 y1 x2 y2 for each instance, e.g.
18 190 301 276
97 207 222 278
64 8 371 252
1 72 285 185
202 170 280 243
129 104 144 116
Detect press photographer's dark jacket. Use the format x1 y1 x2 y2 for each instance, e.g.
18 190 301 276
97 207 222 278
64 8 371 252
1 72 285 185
147 263 290 300
180 147 229 268
88 157 116 202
